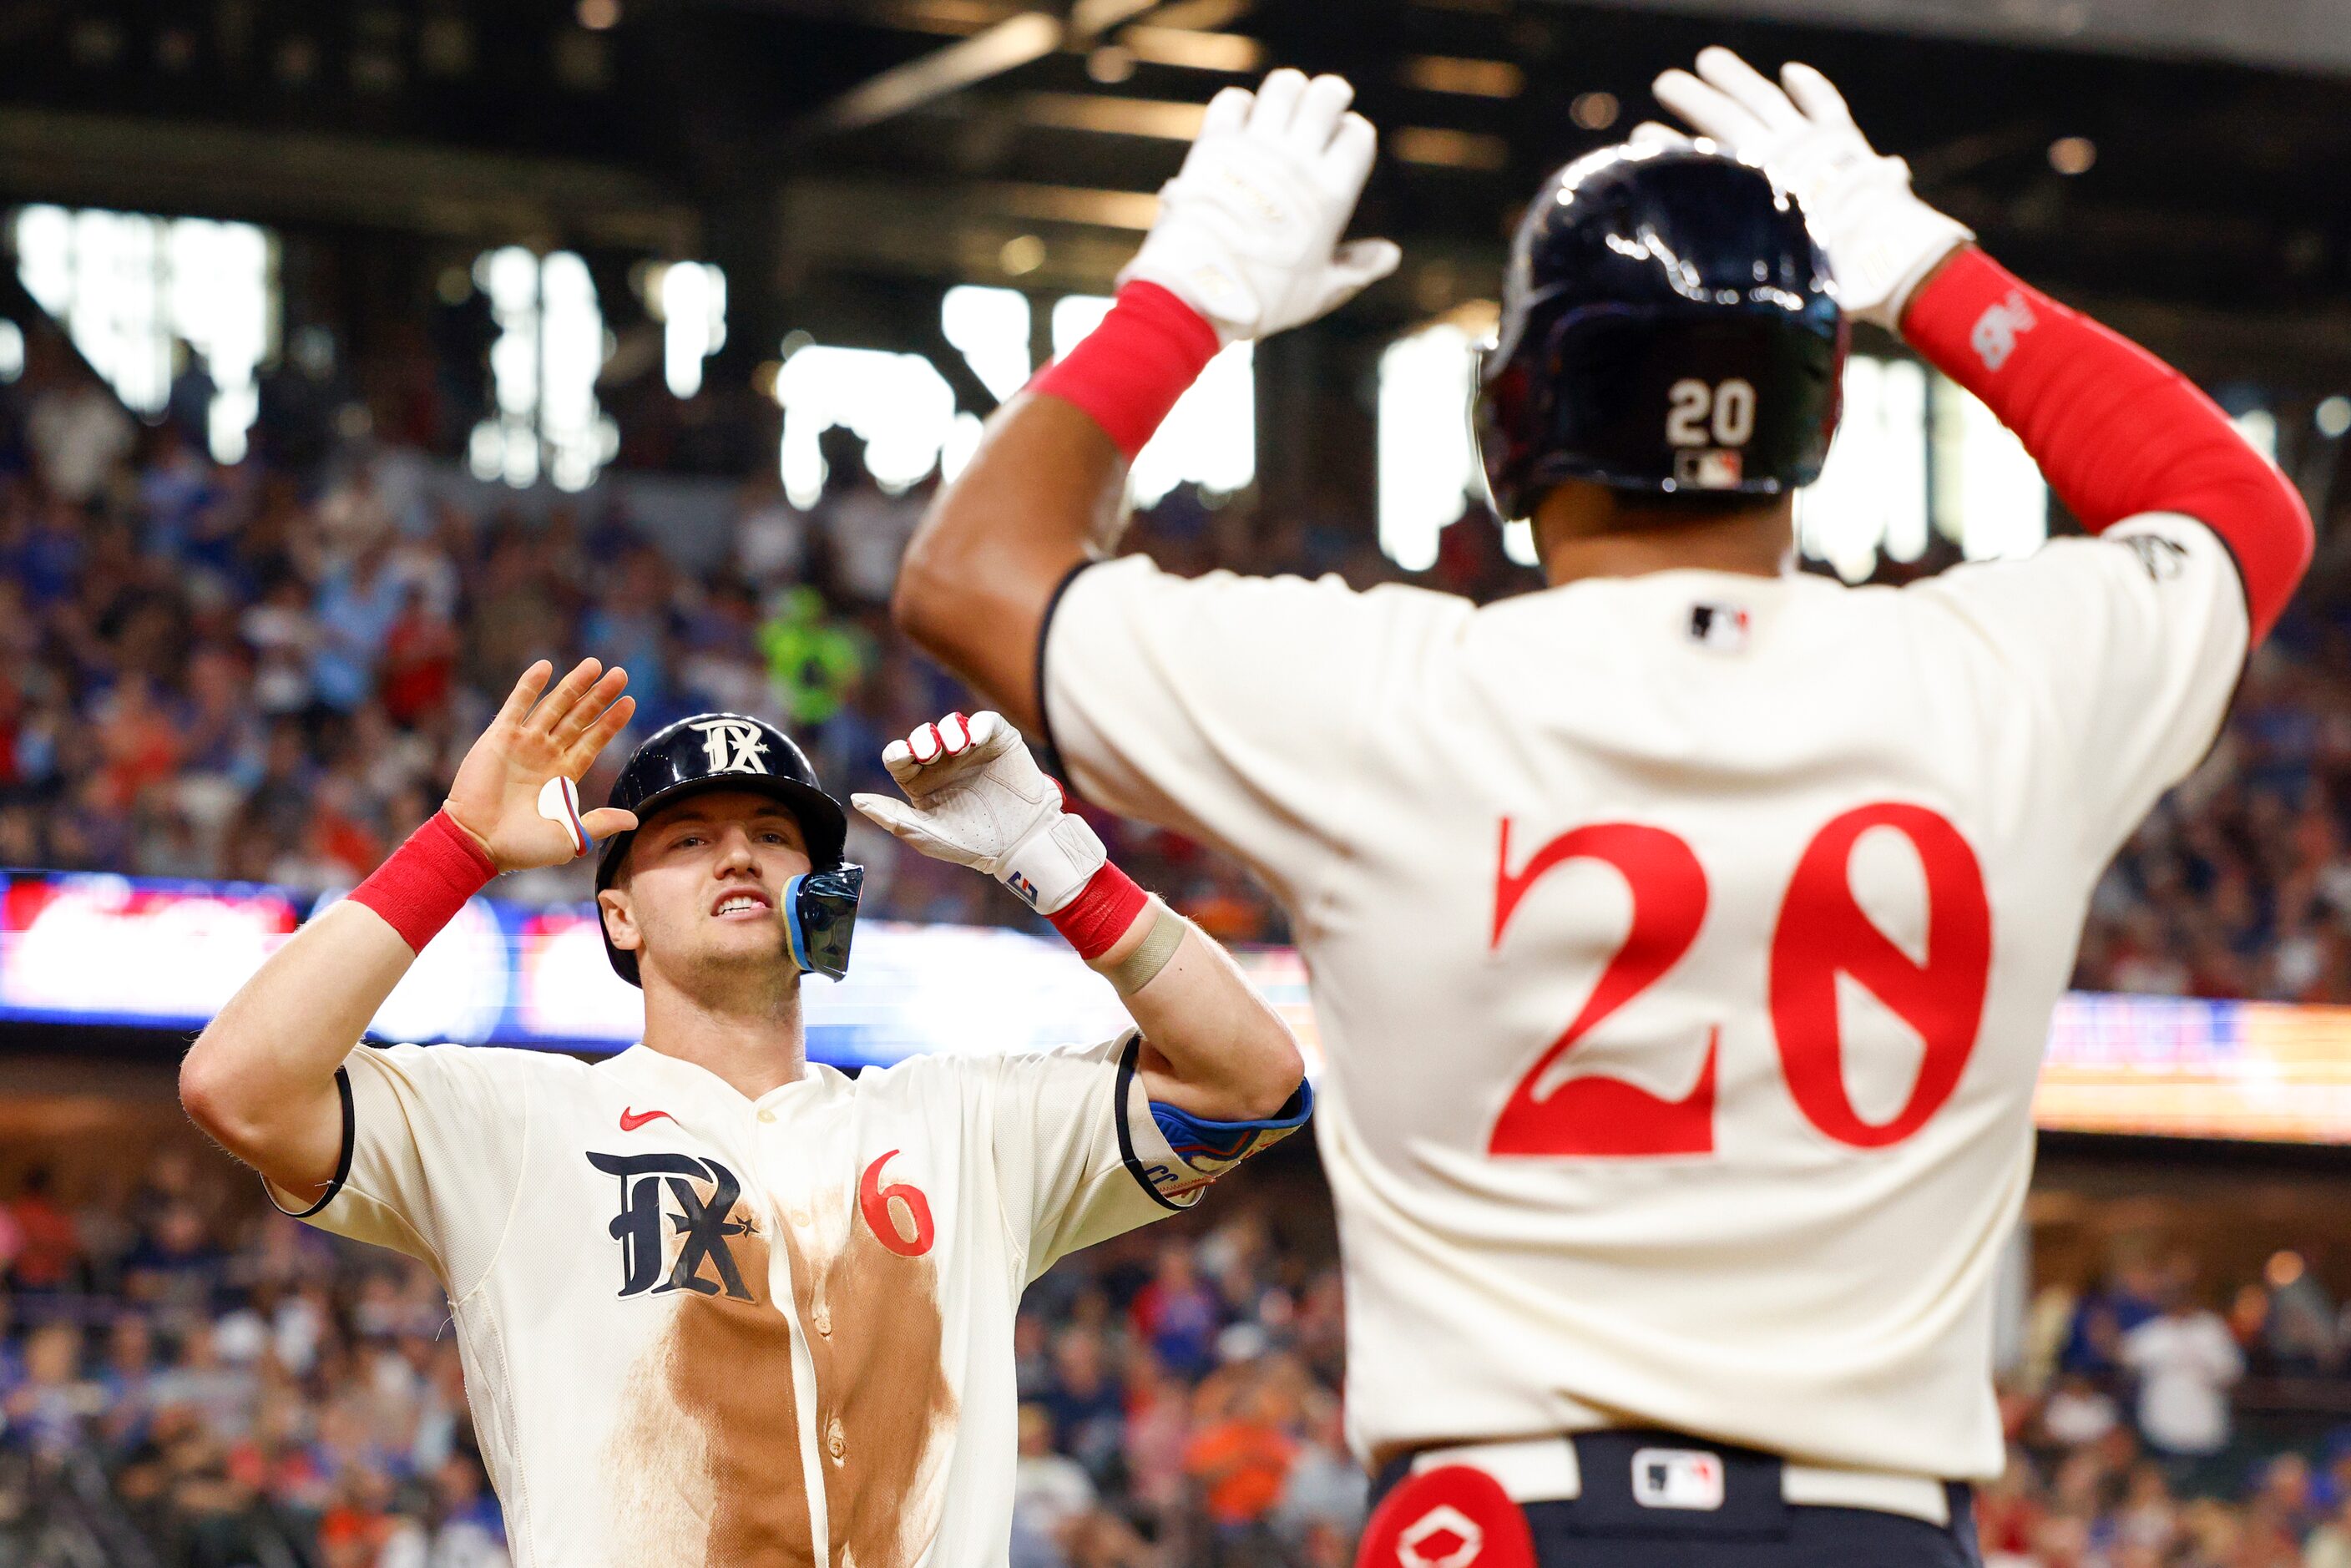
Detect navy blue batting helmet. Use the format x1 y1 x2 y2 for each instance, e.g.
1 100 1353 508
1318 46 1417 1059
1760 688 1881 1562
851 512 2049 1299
594 713 862 985
1474 144 1846 520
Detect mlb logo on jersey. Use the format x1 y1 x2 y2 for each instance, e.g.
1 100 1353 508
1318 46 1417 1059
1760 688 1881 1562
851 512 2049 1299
1687 601 1751 654
1631 1448 1726 1512
1673 448 1743 489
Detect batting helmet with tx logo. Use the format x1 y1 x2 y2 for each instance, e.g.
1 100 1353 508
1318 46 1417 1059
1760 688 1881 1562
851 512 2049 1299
593 711 864 984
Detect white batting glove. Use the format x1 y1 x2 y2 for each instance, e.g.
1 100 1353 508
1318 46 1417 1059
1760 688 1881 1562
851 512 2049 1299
850 712 1107 916
1119 68 1401 345
1642 48 1972 331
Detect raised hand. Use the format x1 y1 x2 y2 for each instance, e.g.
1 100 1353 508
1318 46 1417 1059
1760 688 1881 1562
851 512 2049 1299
1644 47 1972 331
444 660 639 871
849 711 1108 915
1119 68 1400 345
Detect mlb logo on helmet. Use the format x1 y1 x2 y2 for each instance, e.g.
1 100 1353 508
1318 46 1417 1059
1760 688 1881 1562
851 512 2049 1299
1674 448 1744 490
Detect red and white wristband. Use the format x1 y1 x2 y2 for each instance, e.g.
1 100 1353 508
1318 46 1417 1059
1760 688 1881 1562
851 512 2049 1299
1025 280 1220 459
346 809 497 953
997 792 1183 989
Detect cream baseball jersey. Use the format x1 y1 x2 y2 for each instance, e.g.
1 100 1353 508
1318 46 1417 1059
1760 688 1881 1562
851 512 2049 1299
1043 514 2247 1481
270 1031 1302 1567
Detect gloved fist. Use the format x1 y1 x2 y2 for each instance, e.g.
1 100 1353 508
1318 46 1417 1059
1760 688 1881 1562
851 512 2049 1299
850 712 1107 916
1641 48 1972 331
1120 68 1400 344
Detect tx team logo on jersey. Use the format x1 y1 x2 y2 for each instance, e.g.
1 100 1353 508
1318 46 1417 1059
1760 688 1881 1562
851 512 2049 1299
587 1151 756 1301
689 716 770 776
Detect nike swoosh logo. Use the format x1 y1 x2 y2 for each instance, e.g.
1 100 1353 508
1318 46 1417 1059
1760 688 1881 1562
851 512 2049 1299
619 1108 675 1131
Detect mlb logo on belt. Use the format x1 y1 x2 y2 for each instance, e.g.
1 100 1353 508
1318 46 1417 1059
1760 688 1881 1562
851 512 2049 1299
1631 1448 1725 1511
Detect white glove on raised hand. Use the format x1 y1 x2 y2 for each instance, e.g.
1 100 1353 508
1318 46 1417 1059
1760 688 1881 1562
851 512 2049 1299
850 712 1107 917
1642 48 1972 331
1120 68 1401 344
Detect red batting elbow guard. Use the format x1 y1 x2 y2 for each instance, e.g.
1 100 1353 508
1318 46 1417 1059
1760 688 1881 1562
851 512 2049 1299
1049 862 1151 963
1025 281 1221 459
347 809 498 953
1901 247 2313 643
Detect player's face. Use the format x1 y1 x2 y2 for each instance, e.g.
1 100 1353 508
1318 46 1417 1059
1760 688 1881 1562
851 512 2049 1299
600 792 814 989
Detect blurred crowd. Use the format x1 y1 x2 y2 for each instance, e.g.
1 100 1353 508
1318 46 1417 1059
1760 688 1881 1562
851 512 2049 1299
1989 1243 2351 1568
0 324 2345 998
2075 627 2351 1004
0 1143 1363 1568
18 1150 2351 1568
0 334 1309 944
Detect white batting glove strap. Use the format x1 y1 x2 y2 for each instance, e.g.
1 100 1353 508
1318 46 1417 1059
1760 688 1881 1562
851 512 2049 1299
1118 68 1400 344
849 712 1107 916
1649 48 1972 330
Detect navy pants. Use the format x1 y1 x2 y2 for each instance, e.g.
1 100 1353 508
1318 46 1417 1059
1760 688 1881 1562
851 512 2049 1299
1370 1434 1983 1568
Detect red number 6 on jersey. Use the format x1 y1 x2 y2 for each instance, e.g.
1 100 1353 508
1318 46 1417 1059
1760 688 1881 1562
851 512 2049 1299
859 1150 937 1257
1488 802 1992 1157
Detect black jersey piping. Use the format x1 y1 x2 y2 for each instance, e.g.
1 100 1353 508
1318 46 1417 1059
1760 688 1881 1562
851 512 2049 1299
273 1065 356 1219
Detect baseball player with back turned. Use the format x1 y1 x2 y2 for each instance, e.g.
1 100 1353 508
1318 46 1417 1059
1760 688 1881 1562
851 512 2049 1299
895 54 2313 1568
178 658 1310 1566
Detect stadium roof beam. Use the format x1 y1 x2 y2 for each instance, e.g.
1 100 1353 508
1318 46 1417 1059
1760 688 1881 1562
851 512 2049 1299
1559 0 2351 78
808 10 1064 134
0 109 694 251
804 0 1164 135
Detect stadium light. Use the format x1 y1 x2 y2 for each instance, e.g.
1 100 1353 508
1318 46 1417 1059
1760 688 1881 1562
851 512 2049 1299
1378 323 1479 572
1054 294 1253 505
1795 356 1930 583
650 260 727 400
13 204 276 463
773 345 958 506
1375 321 1534 570
1932 374 2048 563
469 247 619 492
942 284 1032 403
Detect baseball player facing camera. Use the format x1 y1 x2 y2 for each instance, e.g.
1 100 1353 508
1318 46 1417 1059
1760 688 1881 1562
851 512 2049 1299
180 659 1307 1567
897 53 2312 1568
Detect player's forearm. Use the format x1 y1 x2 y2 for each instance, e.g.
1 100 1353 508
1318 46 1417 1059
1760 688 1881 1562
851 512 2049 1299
897 283 1220 730
1092 897 1303 1122
1901 245 2313 640
181 809 498 1194
181 900 414 1193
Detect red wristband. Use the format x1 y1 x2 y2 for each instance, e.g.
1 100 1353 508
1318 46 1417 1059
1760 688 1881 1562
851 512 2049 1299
1026 281 1220 459
348 810 498 953
1049 862 1151 963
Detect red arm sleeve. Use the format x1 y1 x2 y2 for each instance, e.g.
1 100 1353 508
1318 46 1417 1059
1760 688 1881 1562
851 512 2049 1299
1899 247 2313 644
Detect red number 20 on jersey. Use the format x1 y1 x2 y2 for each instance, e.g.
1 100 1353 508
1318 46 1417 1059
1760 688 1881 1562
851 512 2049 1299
1488 803 1992 1157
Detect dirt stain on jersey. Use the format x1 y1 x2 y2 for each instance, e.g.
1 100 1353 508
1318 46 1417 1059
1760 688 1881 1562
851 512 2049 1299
781 1182 958 1568
604 1232 817 1567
